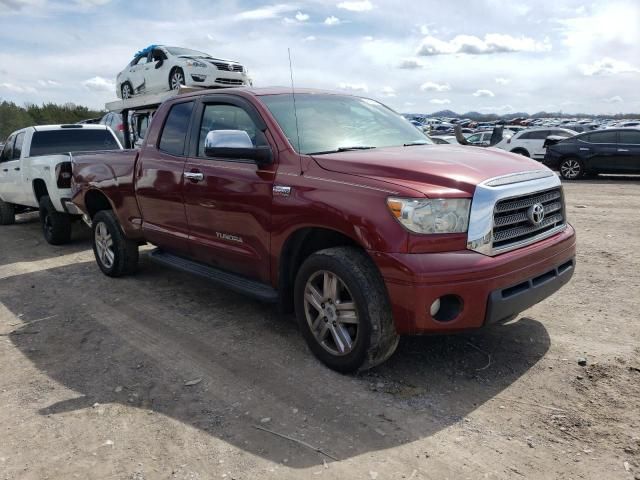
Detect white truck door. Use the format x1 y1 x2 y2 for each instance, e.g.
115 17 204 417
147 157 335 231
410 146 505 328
0 134 21 204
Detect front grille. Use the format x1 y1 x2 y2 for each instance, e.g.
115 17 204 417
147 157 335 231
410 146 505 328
215 78 245 85
492 188 565 251
210 61 244 72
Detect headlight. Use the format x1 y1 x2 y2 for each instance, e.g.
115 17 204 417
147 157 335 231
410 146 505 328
186 60 207 68
387 197 471 234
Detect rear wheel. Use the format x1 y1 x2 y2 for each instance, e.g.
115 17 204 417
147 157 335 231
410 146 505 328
92 210 139 277
0 199 15 225
169 68 185 90
559 157 584 180
39 195 71 245
121 82 133 99
294 247 399 373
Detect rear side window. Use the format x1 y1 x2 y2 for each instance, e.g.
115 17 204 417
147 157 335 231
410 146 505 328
158 101 194 156
585 131 617 144
550 130 574 138
12 132 24 159
30 129 120 156
619 130 640 145
519 131 550 140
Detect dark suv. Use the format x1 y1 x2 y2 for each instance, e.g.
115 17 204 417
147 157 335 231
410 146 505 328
544 128 640 179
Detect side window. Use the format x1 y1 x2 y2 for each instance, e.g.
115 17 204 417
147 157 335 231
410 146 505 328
158 101 195 156
197 103 265 157
551 129 573 138
151 49 167 62
618 130 640 145
467 134 481 143
587 131 617 144
135 55 147 66
518 131 533 140
0 135 15 163
12 132 24 159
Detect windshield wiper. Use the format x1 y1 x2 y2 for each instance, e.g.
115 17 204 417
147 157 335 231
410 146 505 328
403 141 430 146
308 146 376 155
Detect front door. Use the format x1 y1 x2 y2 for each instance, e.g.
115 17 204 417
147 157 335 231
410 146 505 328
136 100 195 255
183 98 276 283
144 48 169 93
615 129 640 173
584 130 618 172
0 134 21 204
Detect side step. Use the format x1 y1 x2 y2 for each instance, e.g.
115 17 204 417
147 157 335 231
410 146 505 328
148 249 278 303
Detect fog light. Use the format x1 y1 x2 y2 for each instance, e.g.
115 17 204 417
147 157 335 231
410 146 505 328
429 298 441 317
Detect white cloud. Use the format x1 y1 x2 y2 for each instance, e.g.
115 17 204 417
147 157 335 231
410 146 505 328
82 76 115 92
398 58 424 69
381 86 396 97
419 25 429 35
479 104 514 112
303 35 316 41
338 82 368 92
295 11 309 21
429 99 451 105
363 35 373 41
417 33 552 56
0 82 37 93
337 0 373 12
579 58 640 76
473 89 495 97
235 4 296 21
324 15 341 25
37 79 60 87
495 77 511 85
420 81 450 92
603 95 623 104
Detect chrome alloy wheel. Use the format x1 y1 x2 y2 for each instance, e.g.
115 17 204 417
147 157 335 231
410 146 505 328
303 270 359 356
95 222 115 269
170 71 184 90
560 159 581 179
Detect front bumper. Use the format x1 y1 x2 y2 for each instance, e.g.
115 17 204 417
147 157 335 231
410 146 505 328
372 224 576 334
185 68 249 87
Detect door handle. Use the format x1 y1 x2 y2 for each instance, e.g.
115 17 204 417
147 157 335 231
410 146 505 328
579 148 590 151
14 167 20 171
2 168 7 172
618 149 629 152
184 172 204 182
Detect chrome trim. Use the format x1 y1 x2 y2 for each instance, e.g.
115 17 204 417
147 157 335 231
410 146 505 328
467 173 564 256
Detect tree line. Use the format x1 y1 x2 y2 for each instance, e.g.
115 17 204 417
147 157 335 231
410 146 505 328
0 101 103 142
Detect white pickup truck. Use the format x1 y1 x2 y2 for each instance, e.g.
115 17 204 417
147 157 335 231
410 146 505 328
0 124 122 244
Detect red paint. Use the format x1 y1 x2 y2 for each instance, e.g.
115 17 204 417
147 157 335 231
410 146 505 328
72 87 577 335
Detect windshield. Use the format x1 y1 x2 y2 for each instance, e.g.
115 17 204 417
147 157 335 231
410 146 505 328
259 94 431 154
166 47 210 58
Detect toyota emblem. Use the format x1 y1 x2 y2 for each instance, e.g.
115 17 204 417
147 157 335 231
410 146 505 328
527 203 545 226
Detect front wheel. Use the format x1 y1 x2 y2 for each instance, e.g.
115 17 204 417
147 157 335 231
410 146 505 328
169 68 185 90
121 82 133 99
294 247 399 373
39 195 71 245
92 210 139 277
559 157 584 180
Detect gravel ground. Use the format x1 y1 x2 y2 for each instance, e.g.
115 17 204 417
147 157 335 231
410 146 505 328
1 176 639 480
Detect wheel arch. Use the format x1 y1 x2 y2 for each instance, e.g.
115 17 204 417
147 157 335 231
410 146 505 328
277 226 371 313
84 188 115 219
32 178 49 203
510 147 530 157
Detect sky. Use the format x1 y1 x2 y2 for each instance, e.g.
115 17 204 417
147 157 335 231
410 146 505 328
0 0 639 115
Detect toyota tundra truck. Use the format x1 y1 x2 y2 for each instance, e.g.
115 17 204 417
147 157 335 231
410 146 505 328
70 88 576 372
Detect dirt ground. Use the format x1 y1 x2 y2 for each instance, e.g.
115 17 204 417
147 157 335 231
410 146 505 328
1 177 639 480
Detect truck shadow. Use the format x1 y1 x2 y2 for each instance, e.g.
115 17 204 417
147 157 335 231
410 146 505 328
0 214 91 267
3 258 550 468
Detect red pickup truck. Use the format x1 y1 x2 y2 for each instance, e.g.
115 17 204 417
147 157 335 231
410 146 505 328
71 88 576 372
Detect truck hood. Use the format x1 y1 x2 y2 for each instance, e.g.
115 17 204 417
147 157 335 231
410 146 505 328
311 145 548 196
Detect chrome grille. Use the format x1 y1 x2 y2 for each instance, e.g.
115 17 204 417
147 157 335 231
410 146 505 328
210 61 244 72
492 188 565 251
215 78 245 85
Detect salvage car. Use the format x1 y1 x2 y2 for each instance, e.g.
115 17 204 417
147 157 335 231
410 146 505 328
0 124 121 242
494 127 577 160
71 87 576 373
543 128 640 179
116 45 251 99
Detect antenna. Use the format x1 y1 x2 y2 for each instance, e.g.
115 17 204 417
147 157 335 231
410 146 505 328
288 48 303 175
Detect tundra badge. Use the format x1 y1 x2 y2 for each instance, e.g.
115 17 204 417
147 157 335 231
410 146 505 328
273 185 292 197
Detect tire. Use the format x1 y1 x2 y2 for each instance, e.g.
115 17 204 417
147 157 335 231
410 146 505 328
169 68 185 90
121 82 133 99
39 195 71 245
510 148 530 157
559 157 584 180
92 210 139 277
294 247 399 373
0 199 15 225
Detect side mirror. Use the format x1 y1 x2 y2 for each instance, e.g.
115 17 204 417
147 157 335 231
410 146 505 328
204 130 272 165
155 59 164 69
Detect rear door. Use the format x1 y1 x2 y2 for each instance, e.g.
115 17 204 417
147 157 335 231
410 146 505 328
583 130 618 172
615 130 640 173
182 95 276 283
135 100 195 256
144 49 169 93
529 130 551 158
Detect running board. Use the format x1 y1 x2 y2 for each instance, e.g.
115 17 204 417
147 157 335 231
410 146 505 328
148 249 278 303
